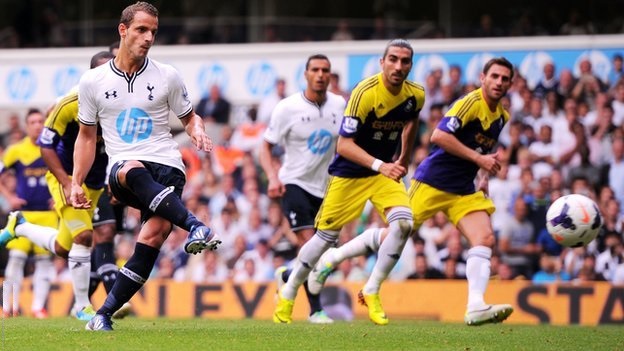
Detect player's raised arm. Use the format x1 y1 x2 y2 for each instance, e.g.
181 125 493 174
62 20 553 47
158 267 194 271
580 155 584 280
180 111 213 152
70 123 97 209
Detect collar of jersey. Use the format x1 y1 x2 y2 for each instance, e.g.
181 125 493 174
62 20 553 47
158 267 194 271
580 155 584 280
109 57 150 80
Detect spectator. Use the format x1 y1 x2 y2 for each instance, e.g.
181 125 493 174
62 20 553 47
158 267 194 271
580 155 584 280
444 64 465 103
257 78 287 124
0 114 24 148
498 197 541 278
435 234 467 278
330 19 354 41
407 253 444 279
572 59 608 108
473 14 504 37
583 92 609 129
195 84 231 125
183 251 229 283
608 54 623 89
559 9 595 35
489 162 521 234
211 126 245 177
542 91 564 121
232 239 274 283
524 96 554 134
266 201 298 262
529 124 557 177
608 138 624 211
601 198 624 242
612 82 624 126
590 104 617 165
230 105 266 156
532 254 571 284
328 73 350 101
575 254 605 282
534 62 559 98
557 69 577 99
595 232 624 281
241 207 272 247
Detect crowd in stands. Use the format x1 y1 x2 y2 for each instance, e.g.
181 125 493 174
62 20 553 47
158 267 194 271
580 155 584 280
1 54 624 290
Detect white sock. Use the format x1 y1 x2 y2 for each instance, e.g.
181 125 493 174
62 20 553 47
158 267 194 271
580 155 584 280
15 222 58 255
363 208 412 295
4 250 27 313
32 255 54 311
68 244 91 309
331 228 382 266
282 231 336 300
465 245 492 311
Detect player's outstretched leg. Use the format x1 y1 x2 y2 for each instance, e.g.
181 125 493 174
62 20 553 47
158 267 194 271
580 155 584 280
122 166 221 255
464 304 514 326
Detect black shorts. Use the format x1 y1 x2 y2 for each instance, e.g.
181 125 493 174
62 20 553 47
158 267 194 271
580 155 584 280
109 160 185 223
92 191 127 232
281 184 323 232
92 191 116 227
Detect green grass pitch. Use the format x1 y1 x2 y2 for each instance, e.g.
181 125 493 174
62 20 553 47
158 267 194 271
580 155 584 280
1 317 622 351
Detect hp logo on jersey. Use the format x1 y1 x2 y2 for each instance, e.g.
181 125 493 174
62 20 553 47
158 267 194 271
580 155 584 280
116 108 153 143
308 129 333 155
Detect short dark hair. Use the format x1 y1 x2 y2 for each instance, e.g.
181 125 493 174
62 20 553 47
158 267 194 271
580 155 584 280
25 108 42 122
383 39 413 59
120 1 158 26
90 51 115 69
483 57 514 81
305 54 330 70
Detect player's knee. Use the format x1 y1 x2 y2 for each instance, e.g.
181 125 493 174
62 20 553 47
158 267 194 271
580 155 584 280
94 223 116 243
116 161 145 187
397 218 413 239
55 244 69 259
478 230 496 248
74 230 93 247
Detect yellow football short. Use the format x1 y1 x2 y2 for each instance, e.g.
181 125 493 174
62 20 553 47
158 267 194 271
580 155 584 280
408 180 495 227
46 172 103 251
315 174 410 231
6 210 58 255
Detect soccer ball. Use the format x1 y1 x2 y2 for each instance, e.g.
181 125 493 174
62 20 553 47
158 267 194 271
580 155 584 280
545 194 602 248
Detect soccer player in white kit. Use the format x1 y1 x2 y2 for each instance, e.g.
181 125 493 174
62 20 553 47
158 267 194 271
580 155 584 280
70 2 219 331
259 54 345 324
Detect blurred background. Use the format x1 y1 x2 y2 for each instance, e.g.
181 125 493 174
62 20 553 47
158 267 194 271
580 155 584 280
0 0 623 47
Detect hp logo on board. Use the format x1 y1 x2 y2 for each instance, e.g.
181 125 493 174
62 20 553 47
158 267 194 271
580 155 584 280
116 108 153 143
246 61 277 97
6 67 36 102
197 63 228 97
53 66 81 97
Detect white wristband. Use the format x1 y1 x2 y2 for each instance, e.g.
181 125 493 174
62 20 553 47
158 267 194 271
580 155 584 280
371 159 383 172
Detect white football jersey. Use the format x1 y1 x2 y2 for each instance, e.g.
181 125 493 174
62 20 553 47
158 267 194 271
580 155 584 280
263 91 345 198
78 58 192 172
